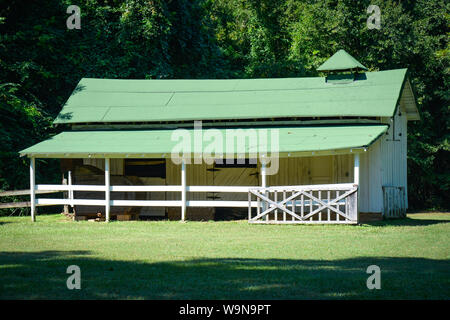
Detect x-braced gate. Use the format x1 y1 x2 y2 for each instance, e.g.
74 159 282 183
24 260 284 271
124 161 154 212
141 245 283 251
248 184 358 224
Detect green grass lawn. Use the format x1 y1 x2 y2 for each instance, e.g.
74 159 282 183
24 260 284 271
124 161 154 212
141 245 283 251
0 212 449 299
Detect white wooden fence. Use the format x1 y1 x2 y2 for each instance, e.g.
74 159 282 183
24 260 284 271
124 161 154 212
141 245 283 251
248 183 358 224
382 186 406 219
34 183 259 208
31 182 358 224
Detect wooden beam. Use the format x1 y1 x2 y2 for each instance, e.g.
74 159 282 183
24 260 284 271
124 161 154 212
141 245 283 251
187 200 257 207
0 189 61 197
37 184 105 191
37 199 105 206
105 158 110 222
21 148 367 159
30 157 36 222
0 201 32 209
36 183 358 194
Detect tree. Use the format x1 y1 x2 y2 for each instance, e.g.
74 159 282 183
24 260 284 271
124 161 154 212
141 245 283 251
0 0 448 214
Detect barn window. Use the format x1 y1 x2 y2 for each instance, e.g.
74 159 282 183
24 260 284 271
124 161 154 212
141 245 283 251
124 159 166 178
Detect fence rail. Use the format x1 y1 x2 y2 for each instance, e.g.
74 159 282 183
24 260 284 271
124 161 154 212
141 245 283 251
31 184 260 208
0 189 61 209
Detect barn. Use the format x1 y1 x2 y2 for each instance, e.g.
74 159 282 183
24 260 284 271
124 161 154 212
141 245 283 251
20 50 419 224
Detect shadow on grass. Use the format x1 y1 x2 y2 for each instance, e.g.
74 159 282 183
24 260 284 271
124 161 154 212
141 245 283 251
364 217 450 227
0 250 448 300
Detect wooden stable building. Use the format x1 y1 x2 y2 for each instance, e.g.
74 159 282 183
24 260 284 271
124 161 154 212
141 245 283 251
20 50 419 224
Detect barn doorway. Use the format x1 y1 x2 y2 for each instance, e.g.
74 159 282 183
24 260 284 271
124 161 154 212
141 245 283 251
210 159 259 220
124 159 166 218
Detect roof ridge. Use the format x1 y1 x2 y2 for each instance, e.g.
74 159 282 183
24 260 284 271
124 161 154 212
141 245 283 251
79 68 406 82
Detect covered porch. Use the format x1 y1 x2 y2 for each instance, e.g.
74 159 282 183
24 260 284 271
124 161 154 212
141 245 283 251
27 156 360 224
20 124 387 224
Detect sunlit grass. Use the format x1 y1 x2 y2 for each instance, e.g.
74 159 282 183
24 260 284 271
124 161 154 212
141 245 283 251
0 212 449 299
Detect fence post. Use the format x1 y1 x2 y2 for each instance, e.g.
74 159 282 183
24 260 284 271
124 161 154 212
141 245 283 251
348 190 358 222
68 170 73 207
181 160 186 222
30 157 36 222
105 158 110 222
62 174 69 215
353 153 360 223
248 191 251 221
261 161 267 217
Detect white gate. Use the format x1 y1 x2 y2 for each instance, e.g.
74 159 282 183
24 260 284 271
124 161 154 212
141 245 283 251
248 184 358 224
382 186 406 219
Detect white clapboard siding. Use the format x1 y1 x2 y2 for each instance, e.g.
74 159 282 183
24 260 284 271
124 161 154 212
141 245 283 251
267 156 353 187
358 139 383 213
381 105 408 209
359 103 408 214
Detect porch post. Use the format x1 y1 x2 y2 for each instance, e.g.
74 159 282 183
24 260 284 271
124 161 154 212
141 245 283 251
105 158 110 222
261 160 267 214
181 160 186 221
261 161 267 188
354 153 360 185
62 174 69 215
68 170 73 207
30 157 36 222
353 153 360 222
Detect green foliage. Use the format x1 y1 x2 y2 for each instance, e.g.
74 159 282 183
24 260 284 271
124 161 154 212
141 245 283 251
0 0 448 213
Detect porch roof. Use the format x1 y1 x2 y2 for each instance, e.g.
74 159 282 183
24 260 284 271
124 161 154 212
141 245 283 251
20 125 388 158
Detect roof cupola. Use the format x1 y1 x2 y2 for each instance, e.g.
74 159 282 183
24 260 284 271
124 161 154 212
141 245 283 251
318 49 367 83
317 49 367 72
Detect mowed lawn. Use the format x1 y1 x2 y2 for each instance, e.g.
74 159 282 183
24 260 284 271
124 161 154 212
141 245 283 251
0 213 449 300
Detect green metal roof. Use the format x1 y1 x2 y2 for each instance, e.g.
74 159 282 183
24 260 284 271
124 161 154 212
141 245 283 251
54 68 408 124
317 49 368 72
20 125 388 158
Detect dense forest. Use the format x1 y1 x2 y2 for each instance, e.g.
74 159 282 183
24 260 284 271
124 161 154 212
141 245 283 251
0 0 448 213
